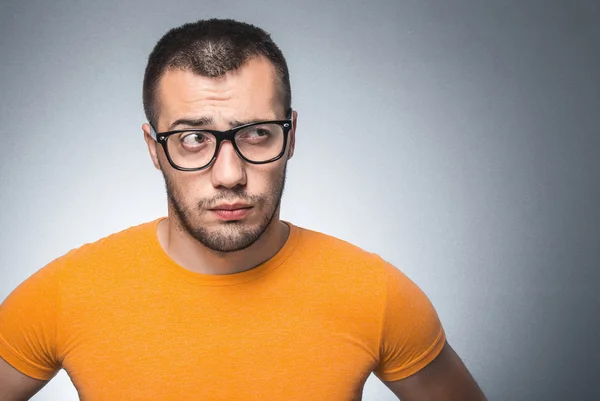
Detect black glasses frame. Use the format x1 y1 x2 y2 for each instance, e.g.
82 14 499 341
149 109 293 172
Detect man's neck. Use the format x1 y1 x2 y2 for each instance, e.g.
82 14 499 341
156 216 290 275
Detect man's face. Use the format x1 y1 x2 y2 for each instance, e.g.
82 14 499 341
144 57 295 253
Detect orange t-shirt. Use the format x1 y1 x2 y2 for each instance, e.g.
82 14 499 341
0 219 445 400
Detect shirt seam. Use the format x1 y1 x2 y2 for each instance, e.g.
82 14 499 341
0 335 56 377
376 256 387 368
378 325 446 379
56 258 64 365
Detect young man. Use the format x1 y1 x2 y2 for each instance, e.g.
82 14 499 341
0 19 486 400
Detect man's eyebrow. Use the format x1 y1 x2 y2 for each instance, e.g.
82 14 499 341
229 117 274 127
168 116 279 131
168 116 213 130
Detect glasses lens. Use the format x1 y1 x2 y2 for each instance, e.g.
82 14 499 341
166 131 216 169
234 123 285 162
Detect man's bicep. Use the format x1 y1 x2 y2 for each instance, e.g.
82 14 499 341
0 356 49 401
384 342 486 401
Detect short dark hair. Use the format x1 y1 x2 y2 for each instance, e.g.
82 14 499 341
143 18 291 126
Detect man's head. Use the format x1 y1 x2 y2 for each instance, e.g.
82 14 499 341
142 19 292 126
142 19 296 253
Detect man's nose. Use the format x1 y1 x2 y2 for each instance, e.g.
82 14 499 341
210 141 247 189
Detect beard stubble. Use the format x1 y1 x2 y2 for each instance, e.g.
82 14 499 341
162 164 287 253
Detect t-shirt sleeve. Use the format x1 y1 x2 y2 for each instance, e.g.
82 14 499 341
0 259 63 380
373 261 446 382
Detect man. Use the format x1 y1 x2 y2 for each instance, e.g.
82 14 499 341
0 19 486 400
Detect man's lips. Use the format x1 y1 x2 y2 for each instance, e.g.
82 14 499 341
209 204 253 221
209 203 252 211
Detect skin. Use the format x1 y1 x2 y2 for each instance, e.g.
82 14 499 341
0 356 48 400
0 56 486 400
385 343 487 400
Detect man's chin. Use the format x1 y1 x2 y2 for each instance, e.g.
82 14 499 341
185 219 268 253
195 232 261 253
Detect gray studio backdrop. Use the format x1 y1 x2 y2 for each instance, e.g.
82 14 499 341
1 1 599 400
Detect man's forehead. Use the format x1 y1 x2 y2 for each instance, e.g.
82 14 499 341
155 58 282 128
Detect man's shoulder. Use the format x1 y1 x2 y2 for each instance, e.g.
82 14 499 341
41 218 161 277
289 224 414 315
292 223 392 276
295 225 372 253
4 219 162 305
64 218 159 258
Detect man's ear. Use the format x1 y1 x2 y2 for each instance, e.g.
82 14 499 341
142 123 161 170
287 110 297 160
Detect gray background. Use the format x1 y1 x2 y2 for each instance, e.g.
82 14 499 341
1 0 599 400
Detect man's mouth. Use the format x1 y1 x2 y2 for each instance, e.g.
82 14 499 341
210 203 252 211
209 204 253 220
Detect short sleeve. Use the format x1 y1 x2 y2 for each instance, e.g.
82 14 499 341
0 259 63 380
373 261 446 382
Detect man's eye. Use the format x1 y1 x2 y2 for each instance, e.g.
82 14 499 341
180 132 209 146
250 129 270 137
239 128 273 140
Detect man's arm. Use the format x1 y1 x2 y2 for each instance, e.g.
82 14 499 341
0 356 49 401
384 342 486 401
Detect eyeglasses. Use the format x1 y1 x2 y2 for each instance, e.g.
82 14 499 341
149 109 293 171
